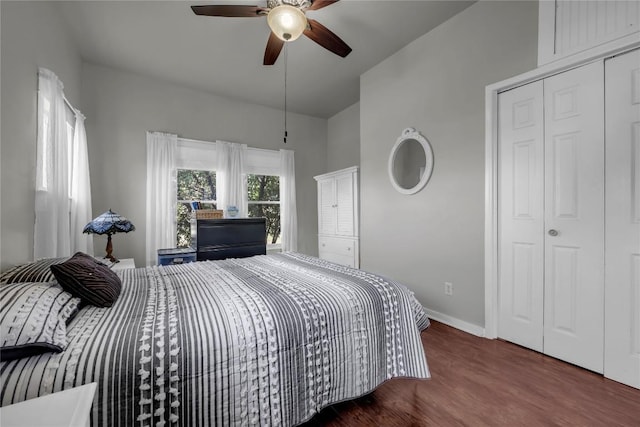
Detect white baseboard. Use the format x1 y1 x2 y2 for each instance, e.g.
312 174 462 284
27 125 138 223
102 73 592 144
425 307 486 338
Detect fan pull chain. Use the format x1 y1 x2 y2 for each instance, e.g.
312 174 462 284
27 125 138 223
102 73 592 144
284 44 288 144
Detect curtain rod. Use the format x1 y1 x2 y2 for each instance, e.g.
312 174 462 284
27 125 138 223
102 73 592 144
177 137 277 155
178 136 213 145
63 94 79 116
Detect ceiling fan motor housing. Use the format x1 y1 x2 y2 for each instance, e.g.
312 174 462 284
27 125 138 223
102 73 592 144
267 1 310 42
267 0 312 10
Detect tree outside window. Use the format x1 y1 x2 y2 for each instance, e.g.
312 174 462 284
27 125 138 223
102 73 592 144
248 174 281 246
176 170 281 249
176 169 216 248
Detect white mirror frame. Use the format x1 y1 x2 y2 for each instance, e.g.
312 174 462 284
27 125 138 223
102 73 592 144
388 127 434 195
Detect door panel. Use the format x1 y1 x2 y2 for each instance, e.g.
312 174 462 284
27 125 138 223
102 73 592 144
548 245 579 333
498 81 545 352
335 174 354 236
543 61 605 373
604 48 640 388
551 133 579 218
318 179 335 235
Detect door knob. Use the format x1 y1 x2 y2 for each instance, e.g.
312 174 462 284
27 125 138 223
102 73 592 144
548 229 559 237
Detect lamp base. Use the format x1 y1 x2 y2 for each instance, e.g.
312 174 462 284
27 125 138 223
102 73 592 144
104 234 119 263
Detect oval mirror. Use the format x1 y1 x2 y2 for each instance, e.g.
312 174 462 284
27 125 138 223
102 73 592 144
388 128 434 195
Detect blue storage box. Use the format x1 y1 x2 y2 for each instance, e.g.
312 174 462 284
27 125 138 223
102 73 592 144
157 248 197 266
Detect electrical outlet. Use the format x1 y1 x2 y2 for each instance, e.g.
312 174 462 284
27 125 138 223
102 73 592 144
444 282 453 296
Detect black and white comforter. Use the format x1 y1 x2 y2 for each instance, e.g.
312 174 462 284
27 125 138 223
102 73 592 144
1 253 430 426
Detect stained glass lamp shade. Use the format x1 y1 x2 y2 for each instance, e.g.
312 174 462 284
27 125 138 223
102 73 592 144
83 209 135 263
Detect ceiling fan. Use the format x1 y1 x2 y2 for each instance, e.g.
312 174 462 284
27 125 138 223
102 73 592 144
191 0 352 65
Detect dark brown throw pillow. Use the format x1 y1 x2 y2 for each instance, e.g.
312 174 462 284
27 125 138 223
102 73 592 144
50 252 122 307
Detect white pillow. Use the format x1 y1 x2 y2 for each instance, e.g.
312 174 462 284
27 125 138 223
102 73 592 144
0 282 81 362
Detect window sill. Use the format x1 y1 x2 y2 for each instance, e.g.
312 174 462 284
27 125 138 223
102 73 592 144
267 244 282 254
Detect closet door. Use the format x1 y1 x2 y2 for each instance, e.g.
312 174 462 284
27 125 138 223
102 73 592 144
498 81 545 352
604 49 640 388
542 61 605 373
499 62 605 373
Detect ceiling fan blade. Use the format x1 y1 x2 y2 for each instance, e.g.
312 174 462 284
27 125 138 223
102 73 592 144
303 18 352 58
191 5 267 17
264 32 285 65
306 0 339 11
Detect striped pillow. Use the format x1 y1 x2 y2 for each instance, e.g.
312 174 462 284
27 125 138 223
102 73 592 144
0 282 81 361
0 257 68 285
50 252 122 307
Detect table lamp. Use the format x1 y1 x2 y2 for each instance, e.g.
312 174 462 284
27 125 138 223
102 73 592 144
83 209 135 263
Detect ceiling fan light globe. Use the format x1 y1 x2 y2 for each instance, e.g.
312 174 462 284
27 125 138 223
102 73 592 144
267 5 306 42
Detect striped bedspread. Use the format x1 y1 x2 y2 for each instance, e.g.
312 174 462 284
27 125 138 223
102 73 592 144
1 253 430 426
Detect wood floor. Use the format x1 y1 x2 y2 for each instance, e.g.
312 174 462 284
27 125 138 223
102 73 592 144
301 320 640 426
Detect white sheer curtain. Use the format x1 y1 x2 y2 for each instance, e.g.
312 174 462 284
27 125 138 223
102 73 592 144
216 141 247 217
34 68 72 259
69 112 94 255
146 132 177 266
280 149 298 252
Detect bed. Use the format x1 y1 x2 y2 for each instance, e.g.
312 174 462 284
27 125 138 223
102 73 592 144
1 252 430 426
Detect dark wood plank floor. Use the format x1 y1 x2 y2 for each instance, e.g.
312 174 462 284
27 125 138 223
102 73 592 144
301 320 640 426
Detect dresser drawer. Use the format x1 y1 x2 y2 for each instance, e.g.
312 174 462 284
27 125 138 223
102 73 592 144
319 236 355 256
318 236 358 268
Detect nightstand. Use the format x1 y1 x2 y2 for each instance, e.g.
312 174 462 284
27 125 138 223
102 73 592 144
96 257 135 271
0 383 97 427
110 258 135 271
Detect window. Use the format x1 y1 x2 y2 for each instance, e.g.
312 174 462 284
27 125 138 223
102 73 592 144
175 170 282 249
247 174 281 247
64 104 76 192
169 140 293 254
35 67 94 259
176 169 217 247
37 99 75 191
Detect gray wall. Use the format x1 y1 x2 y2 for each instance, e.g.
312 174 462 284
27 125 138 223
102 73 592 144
326 102 360 172
1 1 83 271
0 0 326 270
359 0 538 328
81 63 326 266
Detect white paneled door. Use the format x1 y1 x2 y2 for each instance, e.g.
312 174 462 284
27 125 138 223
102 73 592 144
604 49 640 388
317 171 356 237
335 173 355 236
498 81 545 352
542 62 605 373
498 61 605 373
318 179 336 235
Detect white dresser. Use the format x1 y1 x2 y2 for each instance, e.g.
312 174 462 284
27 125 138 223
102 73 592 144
314 166 359 268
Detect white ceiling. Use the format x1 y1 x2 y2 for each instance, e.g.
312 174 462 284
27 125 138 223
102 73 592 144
55 0 475 118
